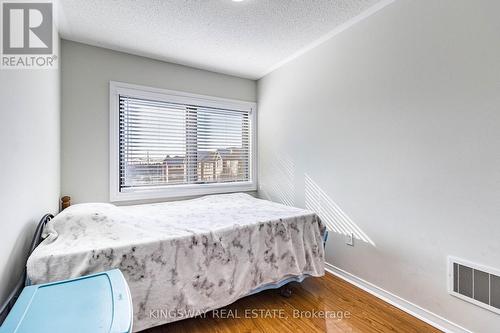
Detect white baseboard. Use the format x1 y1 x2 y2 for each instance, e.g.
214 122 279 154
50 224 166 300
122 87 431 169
324 262 472 333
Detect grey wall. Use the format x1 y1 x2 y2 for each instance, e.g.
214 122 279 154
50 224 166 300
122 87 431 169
0 43 60 305
61 40 257 204
257 1 500 332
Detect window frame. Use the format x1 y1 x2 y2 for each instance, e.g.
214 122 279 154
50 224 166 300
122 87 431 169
109 81 257 202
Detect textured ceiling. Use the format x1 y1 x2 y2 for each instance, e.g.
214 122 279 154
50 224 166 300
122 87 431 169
57 0 387 79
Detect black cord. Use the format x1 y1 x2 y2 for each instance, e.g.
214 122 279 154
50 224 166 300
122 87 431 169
0 213 54 325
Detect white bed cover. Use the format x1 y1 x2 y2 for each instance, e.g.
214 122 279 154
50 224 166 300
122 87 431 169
27 193 326 331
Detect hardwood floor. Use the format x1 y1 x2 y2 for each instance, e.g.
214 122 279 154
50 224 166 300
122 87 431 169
143 272 442 333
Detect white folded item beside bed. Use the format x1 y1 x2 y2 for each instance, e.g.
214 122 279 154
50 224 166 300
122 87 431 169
27 193 326 332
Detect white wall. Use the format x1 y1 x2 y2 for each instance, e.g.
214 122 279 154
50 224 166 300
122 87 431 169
61 40 257 204
0 44 60 305
257 1 500 332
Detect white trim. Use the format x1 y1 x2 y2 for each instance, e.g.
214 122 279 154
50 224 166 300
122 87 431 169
324 262 473 333
448 256 500 315
112 182 257 202
109 81 257 202
258 0 396 78
110 81 256 112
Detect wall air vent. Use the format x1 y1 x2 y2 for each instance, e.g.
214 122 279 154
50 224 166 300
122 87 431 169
448 257 500 315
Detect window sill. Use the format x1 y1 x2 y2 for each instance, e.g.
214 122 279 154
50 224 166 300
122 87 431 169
109 181 257 202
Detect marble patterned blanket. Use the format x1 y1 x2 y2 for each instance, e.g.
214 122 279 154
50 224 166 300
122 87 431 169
27 193 326 332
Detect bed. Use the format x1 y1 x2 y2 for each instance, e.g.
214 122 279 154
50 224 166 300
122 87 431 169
27 193 326 332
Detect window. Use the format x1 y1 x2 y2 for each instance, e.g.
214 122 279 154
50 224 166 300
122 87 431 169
110 82 256 201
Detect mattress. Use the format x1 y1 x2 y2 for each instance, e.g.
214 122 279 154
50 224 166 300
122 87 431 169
27 193 326 332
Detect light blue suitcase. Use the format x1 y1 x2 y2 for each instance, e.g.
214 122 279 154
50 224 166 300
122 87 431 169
0 269 133 333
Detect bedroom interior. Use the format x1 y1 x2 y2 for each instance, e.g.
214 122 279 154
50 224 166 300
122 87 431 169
0 0 499 332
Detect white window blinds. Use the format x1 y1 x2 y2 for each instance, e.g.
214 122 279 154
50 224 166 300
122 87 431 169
118 95 252 192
